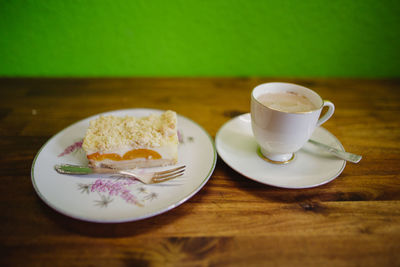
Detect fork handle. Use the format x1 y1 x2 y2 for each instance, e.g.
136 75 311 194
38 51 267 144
54 164 117 175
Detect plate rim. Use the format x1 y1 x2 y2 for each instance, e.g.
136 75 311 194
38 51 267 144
31 108 217 223
215 113 346 189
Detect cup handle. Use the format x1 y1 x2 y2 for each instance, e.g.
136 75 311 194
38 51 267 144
317 100 335 127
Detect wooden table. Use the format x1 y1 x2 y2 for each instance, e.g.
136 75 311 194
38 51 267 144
1 78 399 266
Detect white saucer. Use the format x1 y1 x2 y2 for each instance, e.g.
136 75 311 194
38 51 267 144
215 113 346 189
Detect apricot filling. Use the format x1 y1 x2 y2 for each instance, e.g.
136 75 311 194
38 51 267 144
87 149 162 161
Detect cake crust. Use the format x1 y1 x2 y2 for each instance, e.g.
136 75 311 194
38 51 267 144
82 110 178 169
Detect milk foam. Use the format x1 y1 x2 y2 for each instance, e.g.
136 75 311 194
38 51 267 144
257 91 317 112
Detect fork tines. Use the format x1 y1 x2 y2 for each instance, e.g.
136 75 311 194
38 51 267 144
153 165 186 182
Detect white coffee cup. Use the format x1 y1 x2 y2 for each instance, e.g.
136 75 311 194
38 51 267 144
251 82 335 163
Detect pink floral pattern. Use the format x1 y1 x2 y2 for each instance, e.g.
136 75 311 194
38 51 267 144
91 178 142 206
77 177 159 208
58 140 83 157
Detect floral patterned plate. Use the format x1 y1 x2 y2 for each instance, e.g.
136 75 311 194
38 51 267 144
31 109 217 223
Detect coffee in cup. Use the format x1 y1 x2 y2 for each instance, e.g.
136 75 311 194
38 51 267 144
251 82 335 164
257 91 318 113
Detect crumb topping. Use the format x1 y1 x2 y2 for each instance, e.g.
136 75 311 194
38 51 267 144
82 110 178 152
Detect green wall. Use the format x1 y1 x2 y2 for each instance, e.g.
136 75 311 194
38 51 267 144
1 0 399 77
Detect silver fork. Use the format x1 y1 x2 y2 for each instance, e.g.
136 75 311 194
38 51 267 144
54 164 186 184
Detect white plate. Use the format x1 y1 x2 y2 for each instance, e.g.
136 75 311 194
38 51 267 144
215 113 346 189
31 109 217 223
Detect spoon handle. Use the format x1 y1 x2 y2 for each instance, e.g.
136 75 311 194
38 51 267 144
308 139 362 163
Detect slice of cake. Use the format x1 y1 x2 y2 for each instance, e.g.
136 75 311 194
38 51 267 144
82 110 178 169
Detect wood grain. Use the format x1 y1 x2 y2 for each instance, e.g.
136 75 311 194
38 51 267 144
1 77 400 266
